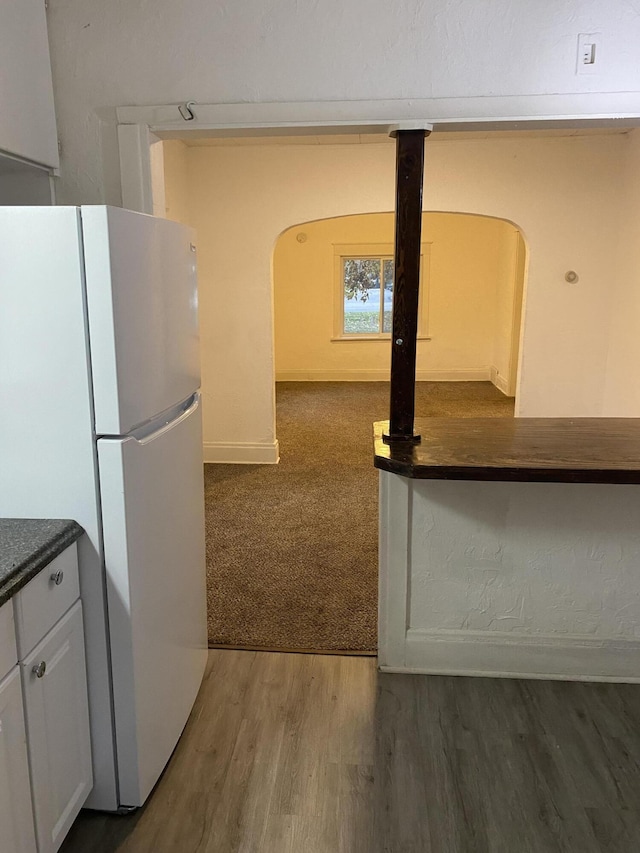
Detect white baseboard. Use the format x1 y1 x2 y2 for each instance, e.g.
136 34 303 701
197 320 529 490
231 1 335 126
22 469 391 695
382 628 640 683
490 365 512 396
203 440 279 465
276 368 492 382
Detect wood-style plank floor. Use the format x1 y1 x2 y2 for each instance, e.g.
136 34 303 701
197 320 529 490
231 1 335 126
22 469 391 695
61 650 640 853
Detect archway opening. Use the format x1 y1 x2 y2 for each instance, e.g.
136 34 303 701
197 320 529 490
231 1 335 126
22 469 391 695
274 210 527 403
161 135 532 656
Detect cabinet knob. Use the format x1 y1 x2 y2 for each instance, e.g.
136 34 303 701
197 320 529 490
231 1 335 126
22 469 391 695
50 570 64 586
32 661 47 679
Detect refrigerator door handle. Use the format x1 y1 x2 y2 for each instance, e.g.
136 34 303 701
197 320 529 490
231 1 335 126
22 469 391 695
129 393 200 445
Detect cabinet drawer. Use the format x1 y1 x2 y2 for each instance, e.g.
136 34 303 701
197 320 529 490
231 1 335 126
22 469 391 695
14 544 80 658
0 601 17 681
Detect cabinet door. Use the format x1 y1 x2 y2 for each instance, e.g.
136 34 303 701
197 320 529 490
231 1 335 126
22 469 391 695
0 0 58 167
0 667 37 853
22 602 92 853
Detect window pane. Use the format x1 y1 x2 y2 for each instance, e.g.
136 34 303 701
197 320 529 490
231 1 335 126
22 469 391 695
382 259 394 332
343 258 381 334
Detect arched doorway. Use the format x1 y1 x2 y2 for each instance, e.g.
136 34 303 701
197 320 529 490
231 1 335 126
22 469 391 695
274 211 527 400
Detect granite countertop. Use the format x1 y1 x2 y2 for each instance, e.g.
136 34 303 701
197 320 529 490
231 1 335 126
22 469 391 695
0 519 84 608
374 417 640 483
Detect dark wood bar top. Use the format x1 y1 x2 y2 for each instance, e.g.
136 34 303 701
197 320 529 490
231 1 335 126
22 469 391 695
374 418 640 483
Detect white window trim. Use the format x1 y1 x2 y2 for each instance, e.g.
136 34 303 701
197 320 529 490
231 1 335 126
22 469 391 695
332 242 431 341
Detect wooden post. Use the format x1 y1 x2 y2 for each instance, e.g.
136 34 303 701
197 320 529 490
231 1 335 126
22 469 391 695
384 128 430 443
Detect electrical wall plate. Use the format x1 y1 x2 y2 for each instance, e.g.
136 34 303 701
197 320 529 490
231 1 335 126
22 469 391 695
576 33 602 75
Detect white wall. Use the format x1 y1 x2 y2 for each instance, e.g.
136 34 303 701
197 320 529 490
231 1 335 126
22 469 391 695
603 130 640 415
379 472 640 681
274 212 522 386
45 1 640 205
165 134 629 460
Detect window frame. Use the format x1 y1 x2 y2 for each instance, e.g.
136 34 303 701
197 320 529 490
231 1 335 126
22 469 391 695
332 242 431 341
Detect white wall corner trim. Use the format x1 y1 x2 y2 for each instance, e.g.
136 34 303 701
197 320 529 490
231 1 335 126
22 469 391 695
203 440 279 465
396 629 640 683
378 472 411 670
115 96 640 135
117 124 155 214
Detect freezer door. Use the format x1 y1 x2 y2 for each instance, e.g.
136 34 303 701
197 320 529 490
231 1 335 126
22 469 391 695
97 393 208 807
81 206 200 435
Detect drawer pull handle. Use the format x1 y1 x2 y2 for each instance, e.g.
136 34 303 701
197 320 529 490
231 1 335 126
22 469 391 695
32 661 47 679
50 571 64 586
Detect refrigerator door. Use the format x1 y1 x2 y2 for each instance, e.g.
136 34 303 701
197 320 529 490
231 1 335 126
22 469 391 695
81 206 200 435
97 393 208 807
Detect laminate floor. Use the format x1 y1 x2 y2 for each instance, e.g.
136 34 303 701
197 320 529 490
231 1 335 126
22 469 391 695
61 650 640 853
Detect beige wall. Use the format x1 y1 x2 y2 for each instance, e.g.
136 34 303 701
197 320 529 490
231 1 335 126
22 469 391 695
163 140 190 226
274 212 523 387
163 133 630 463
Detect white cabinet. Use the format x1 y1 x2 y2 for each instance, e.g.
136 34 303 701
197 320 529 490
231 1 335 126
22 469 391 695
0 538 92 853
21 602 92 853
0 0 58 168
0 668 38 853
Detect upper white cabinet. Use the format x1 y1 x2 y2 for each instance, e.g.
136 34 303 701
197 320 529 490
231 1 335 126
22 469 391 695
0 0 58 168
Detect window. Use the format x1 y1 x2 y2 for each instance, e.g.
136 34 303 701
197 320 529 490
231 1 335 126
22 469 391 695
342 256 394 334
333 243 430 340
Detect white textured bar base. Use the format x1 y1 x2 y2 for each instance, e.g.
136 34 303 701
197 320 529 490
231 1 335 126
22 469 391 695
378 471 640 682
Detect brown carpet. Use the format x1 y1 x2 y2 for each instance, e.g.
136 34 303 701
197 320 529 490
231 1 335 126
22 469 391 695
204 382 514 652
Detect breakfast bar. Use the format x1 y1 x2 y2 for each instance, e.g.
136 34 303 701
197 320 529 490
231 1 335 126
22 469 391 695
375 417 640 682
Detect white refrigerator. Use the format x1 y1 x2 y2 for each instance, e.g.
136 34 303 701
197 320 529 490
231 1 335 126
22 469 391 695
0 206 208 811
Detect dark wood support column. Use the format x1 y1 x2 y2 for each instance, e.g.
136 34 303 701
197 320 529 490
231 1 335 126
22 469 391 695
384 128 430 444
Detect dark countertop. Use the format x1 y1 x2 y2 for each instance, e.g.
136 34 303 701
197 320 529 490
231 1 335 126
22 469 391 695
374 418 640 483
0 519 84 608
